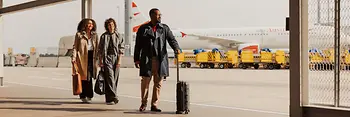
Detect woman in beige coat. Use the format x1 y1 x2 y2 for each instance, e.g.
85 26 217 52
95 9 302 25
72 18 99 103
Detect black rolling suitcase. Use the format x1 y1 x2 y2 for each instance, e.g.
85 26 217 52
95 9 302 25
175 54 190 114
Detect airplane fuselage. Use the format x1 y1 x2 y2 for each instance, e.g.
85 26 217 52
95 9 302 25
171 27 290 50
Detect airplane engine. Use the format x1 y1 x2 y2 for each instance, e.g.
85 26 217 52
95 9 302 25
238 43 260 54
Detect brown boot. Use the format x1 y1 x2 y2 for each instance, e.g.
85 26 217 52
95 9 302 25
151 106 161 112
139 104 146 112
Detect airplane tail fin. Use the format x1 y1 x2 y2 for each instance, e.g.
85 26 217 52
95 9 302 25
131 1 150 33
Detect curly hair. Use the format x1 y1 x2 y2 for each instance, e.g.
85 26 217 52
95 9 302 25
77 18 96 32
104 18 117 32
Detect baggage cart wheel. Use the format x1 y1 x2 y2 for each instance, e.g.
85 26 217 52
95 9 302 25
181 63 186 68
238 63 243 68
268 64 274 70
314 64 318 70
186 63 191 68
263 64 268 69
199 64 205 69
219 64 224 69
242 64 248 69
254 63 259 69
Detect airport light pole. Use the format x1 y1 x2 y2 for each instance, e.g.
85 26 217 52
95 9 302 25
117 5 120 28
124 0 132 56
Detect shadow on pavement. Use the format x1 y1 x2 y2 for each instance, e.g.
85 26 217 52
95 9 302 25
0 97 78 100
0 107 130 112
0 100 111 105
123 111 177 115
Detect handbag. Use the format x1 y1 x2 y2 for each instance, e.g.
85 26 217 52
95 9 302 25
94 69 105 95
72 62 82 95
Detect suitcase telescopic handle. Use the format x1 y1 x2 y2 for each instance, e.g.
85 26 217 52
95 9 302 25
175 53 179 83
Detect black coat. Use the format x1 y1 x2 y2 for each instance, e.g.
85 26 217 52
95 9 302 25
134 22 180 78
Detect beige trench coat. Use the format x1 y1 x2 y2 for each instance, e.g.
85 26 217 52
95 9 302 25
72 31 100 80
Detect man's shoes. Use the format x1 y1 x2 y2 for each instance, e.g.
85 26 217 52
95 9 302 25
139 104 146 112
151 106 161 112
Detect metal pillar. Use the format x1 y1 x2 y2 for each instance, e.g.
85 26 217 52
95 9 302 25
87 0 92 18
124 0 132 56
301 0 309 107
334 0 341 107
81 0 91 19
0 0 3 87
81 0 86 19
289 0 302 116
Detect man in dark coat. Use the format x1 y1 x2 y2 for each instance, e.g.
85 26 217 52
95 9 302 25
134 8 181 112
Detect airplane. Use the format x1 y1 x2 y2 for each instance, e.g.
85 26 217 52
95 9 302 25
59 1 350 57
130 1 350 54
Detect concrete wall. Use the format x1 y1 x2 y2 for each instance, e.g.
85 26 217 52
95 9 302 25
26 56 38 67
22 55 176 69
36 57 58 67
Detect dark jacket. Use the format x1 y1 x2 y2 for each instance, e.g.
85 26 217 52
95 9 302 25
134 22 180 78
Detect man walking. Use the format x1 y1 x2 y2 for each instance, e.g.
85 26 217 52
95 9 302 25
134 8 181 112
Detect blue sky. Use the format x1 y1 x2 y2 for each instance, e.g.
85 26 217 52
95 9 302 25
0 0 289 54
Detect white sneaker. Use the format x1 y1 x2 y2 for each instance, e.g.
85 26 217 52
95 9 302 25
81 98 88 103
106 102 115 105
86 98 92 103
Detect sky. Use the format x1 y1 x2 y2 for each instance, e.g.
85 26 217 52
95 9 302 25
0 0 290 54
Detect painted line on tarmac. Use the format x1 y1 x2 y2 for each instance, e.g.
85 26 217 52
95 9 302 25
27 76 70 81
51 72 66 76
4 81 289 116
120 95 289 116
5 81 70 91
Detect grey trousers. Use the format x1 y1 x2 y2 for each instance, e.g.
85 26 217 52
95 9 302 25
103 54 120 102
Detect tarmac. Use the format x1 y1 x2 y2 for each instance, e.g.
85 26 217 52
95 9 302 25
0 67 290 117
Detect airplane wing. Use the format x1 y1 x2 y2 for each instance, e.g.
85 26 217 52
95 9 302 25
184 33 245 48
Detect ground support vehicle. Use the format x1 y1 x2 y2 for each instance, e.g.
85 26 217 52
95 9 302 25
175 49 291 70
176 52 196 68
239 50 260 69
275 50 290 69
259 51 276 70
194 50 239 69
309 49 334 71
